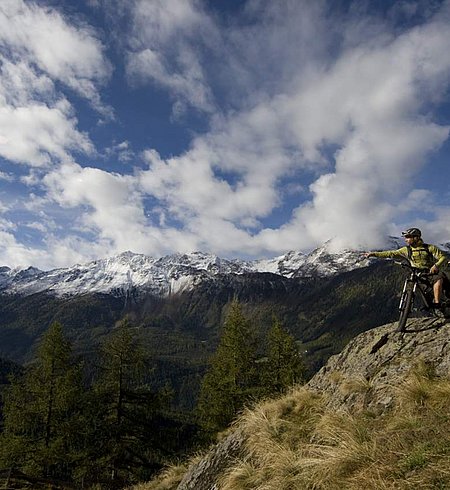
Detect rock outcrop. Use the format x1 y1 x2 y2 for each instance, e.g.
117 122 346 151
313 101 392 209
307 316 450 412
177 316 450 489
177 429 246 490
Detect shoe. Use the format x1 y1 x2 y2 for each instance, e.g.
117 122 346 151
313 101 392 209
431 302 442 309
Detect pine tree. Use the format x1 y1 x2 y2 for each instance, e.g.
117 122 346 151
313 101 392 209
197 301 258 431
0 321 84 481
91 318 166 486
263 317 305 394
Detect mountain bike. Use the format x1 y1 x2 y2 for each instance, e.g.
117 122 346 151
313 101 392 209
396 261 450 332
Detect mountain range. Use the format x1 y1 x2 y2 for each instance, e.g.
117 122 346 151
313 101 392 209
0 241 403 298
0 238 447 410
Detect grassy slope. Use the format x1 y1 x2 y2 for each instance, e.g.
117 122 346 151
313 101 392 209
137 361 450 489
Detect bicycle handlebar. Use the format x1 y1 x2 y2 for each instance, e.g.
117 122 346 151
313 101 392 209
393 260 432 275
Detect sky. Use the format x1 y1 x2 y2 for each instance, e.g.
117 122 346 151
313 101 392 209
1 0 450 269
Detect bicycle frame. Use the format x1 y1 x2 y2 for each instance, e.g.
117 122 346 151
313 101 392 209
396 261 435 332
399 270 432 310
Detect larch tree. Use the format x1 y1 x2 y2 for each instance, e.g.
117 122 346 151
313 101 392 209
91 318 166 486
0 321 83 481
197 301 259 432
263 317 305 394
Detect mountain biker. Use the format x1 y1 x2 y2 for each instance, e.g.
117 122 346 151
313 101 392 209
365 228 449 308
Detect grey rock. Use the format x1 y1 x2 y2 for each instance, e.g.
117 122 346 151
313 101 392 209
307 316 450 413
177 429 246 490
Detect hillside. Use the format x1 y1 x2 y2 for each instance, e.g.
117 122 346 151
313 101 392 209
0 357 21 385
140 315 450 489
0 261 405 411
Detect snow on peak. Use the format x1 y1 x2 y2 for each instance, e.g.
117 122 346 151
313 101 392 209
0 246 372 298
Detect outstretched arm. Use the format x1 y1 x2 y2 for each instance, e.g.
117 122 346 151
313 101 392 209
364 247 409 260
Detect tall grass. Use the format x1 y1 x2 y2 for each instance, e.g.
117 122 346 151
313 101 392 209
220 362 450 490
125 460 192 490
132 362 450 489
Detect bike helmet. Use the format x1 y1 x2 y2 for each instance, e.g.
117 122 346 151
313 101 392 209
402 227 421 237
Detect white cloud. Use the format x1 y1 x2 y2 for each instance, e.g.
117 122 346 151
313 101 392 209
0 0 112 114
3 1 450 268
269 8 450 251
43 162 162 254
126 0 217 114
132 1 450 256
0 230 33 266
0 99 93 166
0 202 11 214
104 140 134 163
0 0 111 168
0 171 14 182
0 226 108 270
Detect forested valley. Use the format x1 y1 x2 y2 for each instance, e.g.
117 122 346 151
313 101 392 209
0 261 405 488
0 304 305 489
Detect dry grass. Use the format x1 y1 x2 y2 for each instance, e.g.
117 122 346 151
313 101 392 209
131 364 450 490
340 374 372 396
219 365 450 490
126 457 199 490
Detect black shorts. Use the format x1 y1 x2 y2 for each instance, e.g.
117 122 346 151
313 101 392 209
431 271 448 285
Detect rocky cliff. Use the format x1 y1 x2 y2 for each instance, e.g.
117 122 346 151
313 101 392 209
171 315 450 490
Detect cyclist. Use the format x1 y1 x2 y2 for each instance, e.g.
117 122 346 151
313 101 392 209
365 228 449 308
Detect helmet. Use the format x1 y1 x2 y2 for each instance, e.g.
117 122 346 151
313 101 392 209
402 227 421 238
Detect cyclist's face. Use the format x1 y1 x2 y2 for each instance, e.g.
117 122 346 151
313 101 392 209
404 236 418 245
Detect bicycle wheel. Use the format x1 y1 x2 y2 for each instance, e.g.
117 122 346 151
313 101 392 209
397 286 414 332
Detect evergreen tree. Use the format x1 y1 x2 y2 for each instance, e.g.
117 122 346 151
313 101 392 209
0 322 84 481
197 301 258 431
262 317 305 394
91 318 167 487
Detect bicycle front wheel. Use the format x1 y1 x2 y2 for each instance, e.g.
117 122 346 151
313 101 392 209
397 287 414 332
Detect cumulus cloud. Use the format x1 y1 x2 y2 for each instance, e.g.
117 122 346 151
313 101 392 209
137 0 450 258
124 1 448 256
2 0 450 268
0 171 14 182
0 0 111 167
43 162 161 253
0 226 108 270
0 0 112 113
0 98 93 166
126 0 217 114
272 6 450 251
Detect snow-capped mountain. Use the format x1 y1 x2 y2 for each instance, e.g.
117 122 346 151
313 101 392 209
0 244 373 298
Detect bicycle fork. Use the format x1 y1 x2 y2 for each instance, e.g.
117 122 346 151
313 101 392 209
399 278 415 311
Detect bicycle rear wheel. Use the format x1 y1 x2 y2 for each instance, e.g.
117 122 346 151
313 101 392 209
397 286 414 332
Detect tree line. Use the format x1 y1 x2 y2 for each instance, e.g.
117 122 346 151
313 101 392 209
0 301 305 488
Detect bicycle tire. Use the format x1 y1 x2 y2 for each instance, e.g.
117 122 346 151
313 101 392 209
397 287 414 332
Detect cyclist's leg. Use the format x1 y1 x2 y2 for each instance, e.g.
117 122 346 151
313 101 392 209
431 272 446 305
433 278 443 303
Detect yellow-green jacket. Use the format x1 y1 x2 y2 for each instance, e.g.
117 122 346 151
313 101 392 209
371 240 448 270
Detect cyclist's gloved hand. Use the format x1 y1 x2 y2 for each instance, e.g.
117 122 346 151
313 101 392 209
430 264 439 274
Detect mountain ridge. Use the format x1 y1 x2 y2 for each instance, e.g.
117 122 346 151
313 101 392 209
0 239 408 298
0 248 362 298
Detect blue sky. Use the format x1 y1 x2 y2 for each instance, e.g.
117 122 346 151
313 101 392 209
1 0 450 269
